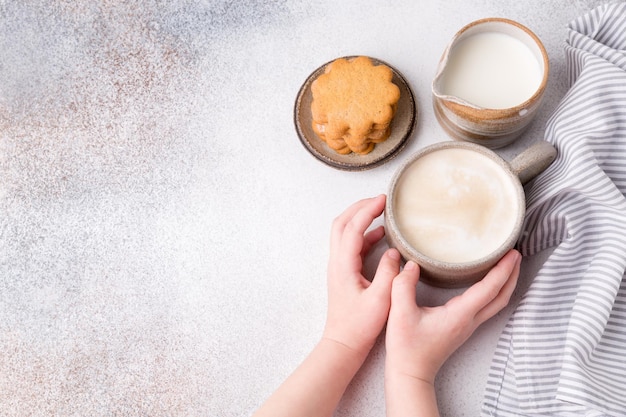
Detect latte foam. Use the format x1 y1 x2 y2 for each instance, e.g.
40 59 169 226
394 147 519 263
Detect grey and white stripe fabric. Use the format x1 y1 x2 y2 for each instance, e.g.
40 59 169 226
482 2 626 416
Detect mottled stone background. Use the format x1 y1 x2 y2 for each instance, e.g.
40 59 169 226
0 1 608 416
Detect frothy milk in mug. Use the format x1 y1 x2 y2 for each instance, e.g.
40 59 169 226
440 32 543 109
394 147 519 263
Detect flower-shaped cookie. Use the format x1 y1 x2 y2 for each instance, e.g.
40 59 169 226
310 56 401 155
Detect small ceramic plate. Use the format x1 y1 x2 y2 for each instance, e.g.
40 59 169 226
294 56 417 171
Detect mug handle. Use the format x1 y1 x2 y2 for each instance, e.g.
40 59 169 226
509 141 557 185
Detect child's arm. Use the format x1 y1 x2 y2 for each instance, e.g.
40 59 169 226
251 337 370 417
253 195 400 417
384 250 522 417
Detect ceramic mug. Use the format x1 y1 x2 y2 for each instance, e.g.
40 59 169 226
432 18 549 149
385 140 556 288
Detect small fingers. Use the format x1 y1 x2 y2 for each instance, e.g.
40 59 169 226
330 195 385 253
370 248 402 293
361 225 385 257
474 250 521 323
334 195 386 272
389 261 421 313
330 195 385 235
451 250 521 323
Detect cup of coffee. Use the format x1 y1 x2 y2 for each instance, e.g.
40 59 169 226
385 140 556 288
432 18 549 149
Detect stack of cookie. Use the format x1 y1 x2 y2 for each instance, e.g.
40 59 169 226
310 56 401 155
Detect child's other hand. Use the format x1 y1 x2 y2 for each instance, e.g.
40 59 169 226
322 194 401 359
385 249 521 384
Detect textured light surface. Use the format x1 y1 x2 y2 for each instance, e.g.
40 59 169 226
0 1 608 416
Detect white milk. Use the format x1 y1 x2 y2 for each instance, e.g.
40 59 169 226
441 32 542 109
394 148 518 263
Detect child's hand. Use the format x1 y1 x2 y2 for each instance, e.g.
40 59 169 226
385 249 521 384
322 194 402 359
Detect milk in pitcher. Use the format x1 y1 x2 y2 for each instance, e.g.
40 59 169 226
440 31 543 109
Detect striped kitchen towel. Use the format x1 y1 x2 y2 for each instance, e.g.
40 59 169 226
482 2 626 416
